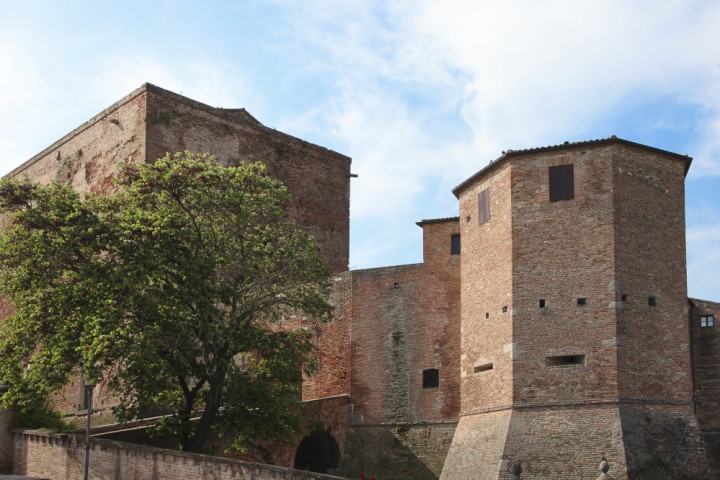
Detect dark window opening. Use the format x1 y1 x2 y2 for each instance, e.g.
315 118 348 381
621 294 628 302
294 430 340 474
648 296 656 307
78 376 87 410
549 164 574 202
478 188 491 224
451 234 461 255
502 306 508 313
474 363 493 373
539 299 546 308
485 312 489 319
701 315 715 328
577 297 586 306
423 369 439 388
546 354 586 367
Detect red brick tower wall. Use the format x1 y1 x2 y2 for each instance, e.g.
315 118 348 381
613 147 691 400
510 147 619 404
441 162 515 480
457 164 514 413
442 141 715 480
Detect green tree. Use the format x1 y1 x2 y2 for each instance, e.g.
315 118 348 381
0 152 332 453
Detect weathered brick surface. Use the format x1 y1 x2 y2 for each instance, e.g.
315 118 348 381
4 83 350 273
445 141 717 479
457 163 514 413
302 273 353 401
143 85 351 273
341 422 457 480
690 297 720 466
614 147 692 401
347 221 460 424
5 108 720 480
12 430 349 480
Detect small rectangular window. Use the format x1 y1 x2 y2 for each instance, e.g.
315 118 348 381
474 363 493 373
701 315 715 328
546 355 585 367
451 234 461 255
478 189 491 224
423 369 439 388
648 296 656 307
539 299 546 308
549 164 574 202
577 297 586 306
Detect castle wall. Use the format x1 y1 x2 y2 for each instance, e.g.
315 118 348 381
144 86 351 273
347 260 459 424
5 88 148 195
12 430 349 480
691 298 720 466
302 272 353 401
613 146 692 401
341 422 457 480
457 163 514 413
3 83 351 273
510 147 620 404
500 405 626 479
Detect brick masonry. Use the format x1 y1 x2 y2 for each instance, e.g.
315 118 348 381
12 429 348 480
2 86 720 480
444 141 717 479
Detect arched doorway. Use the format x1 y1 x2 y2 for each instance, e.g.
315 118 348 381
294 429 340 473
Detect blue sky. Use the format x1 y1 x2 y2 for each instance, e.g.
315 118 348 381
1 0 719 300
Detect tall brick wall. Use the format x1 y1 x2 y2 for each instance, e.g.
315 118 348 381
3 83 351 273
456 163 514 413
348 240 460 425
323 219 461 479
511 148 619 404
143 85 351 273
302 272 353 401
614 146 692 401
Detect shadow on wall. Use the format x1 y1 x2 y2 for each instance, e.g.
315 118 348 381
340 425 446 480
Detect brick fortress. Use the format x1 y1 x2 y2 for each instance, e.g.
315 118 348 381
1 84 719 479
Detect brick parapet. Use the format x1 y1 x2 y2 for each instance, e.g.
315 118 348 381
12 429 350 480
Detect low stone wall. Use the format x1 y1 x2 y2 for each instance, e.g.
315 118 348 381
12 430 349 480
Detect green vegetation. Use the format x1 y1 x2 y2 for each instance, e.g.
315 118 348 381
0 152 332 453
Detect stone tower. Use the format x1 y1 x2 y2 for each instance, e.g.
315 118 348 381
441 138 712 479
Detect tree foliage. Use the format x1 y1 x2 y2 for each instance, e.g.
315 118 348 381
0 152 332 453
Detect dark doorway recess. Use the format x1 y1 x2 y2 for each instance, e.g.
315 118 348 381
294 430 340 473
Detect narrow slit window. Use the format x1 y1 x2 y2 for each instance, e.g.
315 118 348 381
546 355 585 367
539 299 546 308
422 369 439 388
474 363 493 373
478 188 491 224
549 164 574 202
701 315 715 328
451 234 461 255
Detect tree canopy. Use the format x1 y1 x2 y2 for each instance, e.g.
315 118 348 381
0 152 333 453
